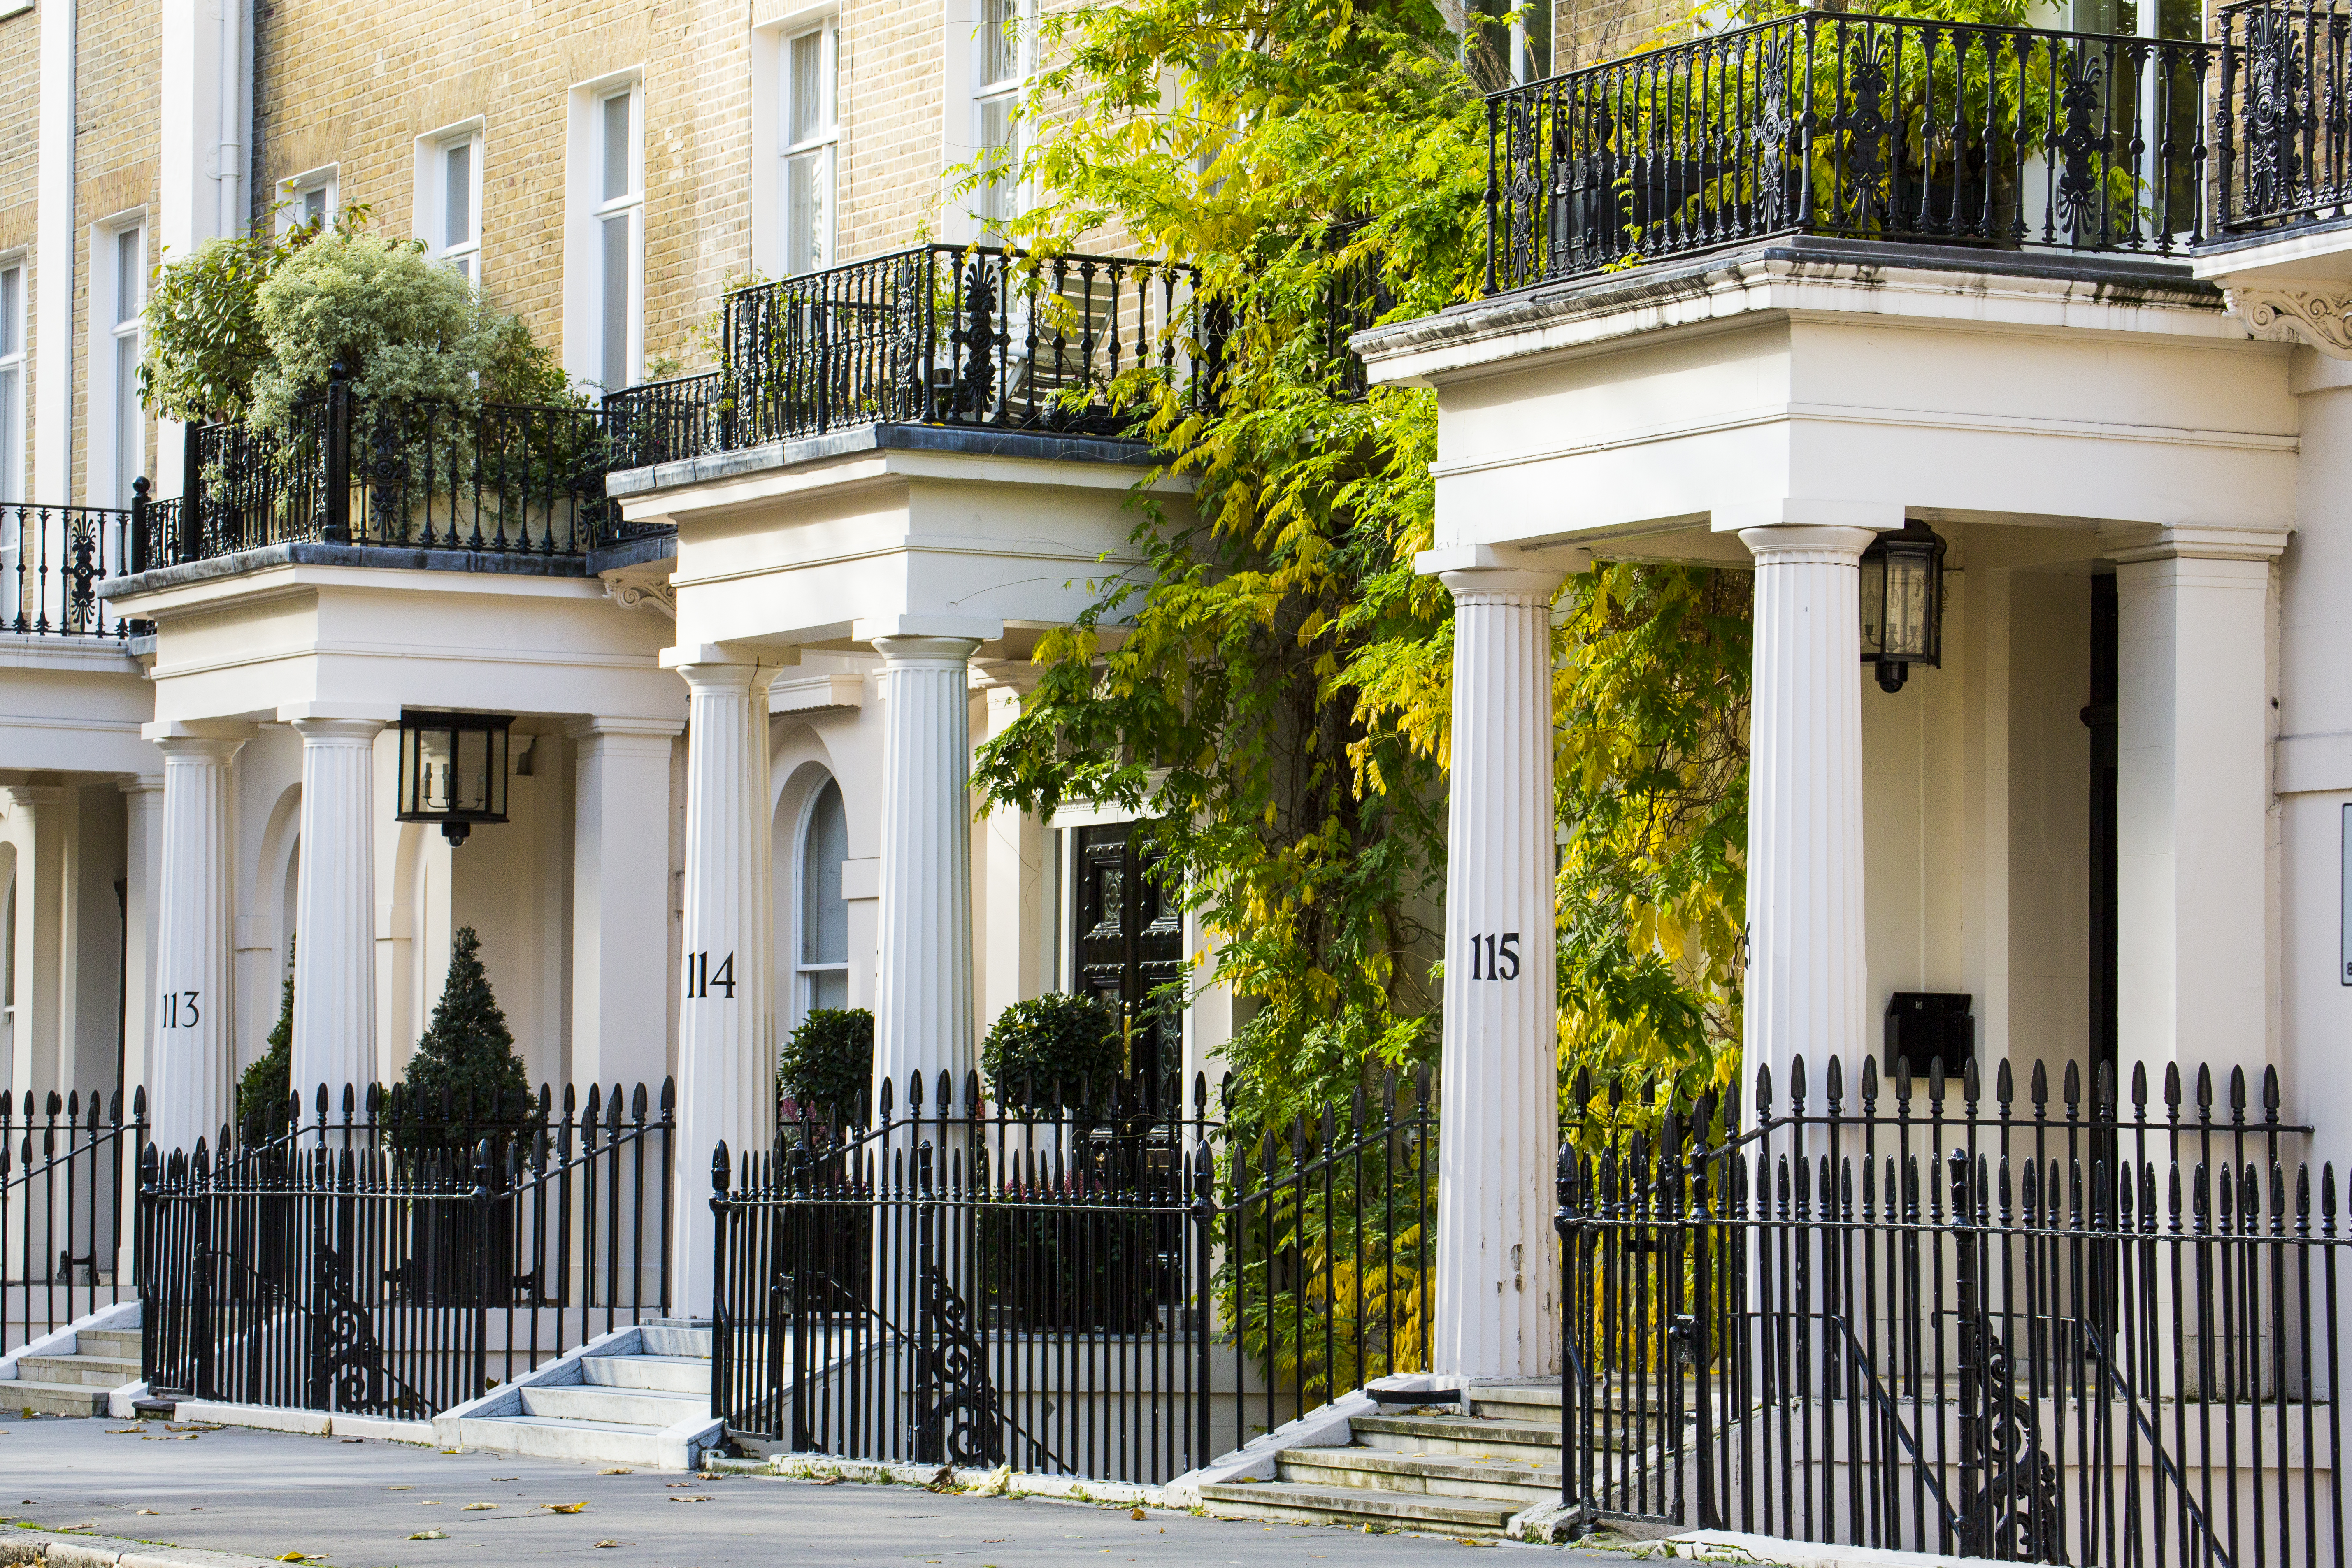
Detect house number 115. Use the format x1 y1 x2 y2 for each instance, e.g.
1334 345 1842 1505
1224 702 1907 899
1467 932 1521 981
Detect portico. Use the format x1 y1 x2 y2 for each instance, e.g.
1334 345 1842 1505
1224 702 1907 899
1357 238 2300 1382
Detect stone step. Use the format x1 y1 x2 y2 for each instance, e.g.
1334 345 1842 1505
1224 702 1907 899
1199 1479 1517 1535
582 1353 709 1394
640 1324 712 1359
1352 1411 1561 1460
1466 1380 1562 1417
518 1382 707 1426
3 1378 113 1417
1274 1444 1559 1506
77 1328 143 1359
453 1414 674 1468
14 1352 138 1387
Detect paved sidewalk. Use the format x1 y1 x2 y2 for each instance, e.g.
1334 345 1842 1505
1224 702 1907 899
0 1412 1598 1567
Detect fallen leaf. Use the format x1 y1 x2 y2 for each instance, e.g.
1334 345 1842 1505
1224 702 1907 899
106 1429 141 1435
137 1510 159 1516
385 1487 413 1492
664 1496 712 1504
276 1553 317 1562
409 1530 447 1542
1130 1509 1146 1521
495 1478 517 1482
543 1503 588 1515
461 1503 497 1511
593 1542 621 1549
340 1439 363 1445
598 1469 632 1476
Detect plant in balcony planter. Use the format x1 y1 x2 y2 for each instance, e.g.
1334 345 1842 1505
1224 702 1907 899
981 992 1126 1113
777 1006 874 1127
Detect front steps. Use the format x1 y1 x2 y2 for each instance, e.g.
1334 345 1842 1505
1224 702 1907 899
1199 1382 1563 1538
4 1323 142 1417
444 1321 722 1469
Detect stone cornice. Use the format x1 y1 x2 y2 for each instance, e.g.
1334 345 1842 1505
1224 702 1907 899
2226 286 2352 358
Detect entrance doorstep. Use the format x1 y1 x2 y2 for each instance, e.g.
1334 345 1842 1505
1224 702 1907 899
1648 1530 2041 1568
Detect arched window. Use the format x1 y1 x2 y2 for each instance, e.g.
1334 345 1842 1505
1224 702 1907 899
797 777 849 1011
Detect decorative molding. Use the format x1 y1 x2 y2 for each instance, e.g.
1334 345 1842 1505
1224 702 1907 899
2229 286 2352 358
602 569 676 619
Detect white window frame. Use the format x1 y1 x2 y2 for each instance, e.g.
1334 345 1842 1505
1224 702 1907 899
416 121 486 284
277 165 339 234
793 773 851 1020
972 0 1034 240
781 17 839 276
0 254 25 503
564 71 644 394
89 218 146 508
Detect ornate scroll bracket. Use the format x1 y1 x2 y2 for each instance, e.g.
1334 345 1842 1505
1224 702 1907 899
602 568 677 619
2229 286 2352 358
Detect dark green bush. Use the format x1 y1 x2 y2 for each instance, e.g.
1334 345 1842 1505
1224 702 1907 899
234 951 294 1144
778 1007 874 1114
395 927 531 1153
983 992 1125 1108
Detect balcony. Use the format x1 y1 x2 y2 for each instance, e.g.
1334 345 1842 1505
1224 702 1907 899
100 243 1206 581
3 497 178 641
1481 0 2352 295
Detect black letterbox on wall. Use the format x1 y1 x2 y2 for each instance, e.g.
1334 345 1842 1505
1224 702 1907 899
1884 992 1974 1078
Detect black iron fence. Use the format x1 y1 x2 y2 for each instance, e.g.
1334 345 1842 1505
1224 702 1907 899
602 372 725 473
2219 0 2352 231
721 245 1208 449
138 1078 673 1414
1487 12 2217 291
4 501 146 639
715 1069 1435 1485
4 1088 144 1357
1557 1052 2339 1567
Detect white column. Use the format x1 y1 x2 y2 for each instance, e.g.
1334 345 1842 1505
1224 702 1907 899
285 706 393 1103
869 633 984 1108
144 726 247 1156
1427 555 1565 1383
2110 526 2289 1089
119 775 164 1107
974 671 1045 1037
0 785 65 1108
1740 524 1878 1105
568 716 685 1092
664 647 779 1317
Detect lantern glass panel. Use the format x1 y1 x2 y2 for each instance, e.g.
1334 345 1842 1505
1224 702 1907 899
1859 553 1887 659
419 725 456 814
453 727 491 814
1883 552 1933 660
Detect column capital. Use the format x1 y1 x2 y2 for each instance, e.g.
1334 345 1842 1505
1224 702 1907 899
870 633 984 667
661 643 798 680
142 719 257 749
276 700 401 727
1415 544 1579 597
1738 523 1880 567
119 773 166 799
2100 522 2294 565
286 715 389 745
566 715 688 744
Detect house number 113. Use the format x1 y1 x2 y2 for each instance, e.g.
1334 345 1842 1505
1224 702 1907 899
1467 932 1521 981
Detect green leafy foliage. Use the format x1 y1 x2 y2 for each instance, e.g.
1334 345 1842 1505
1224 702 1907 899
777 1007 875 1113
141 208 572 434
397 928 531 1148
234 951 295 1143
981 992 1125 1107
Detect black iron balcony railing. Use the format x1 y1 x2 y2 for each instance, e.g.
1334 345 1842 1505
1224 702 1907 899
166 379 617 563
2 496 180 639
2218 0 2352 230
721 244 1207 448
1487 10 2218 293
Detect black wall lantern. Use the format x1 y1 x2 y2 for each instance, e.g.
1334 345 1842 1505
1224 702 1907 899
1859 520 1948 694
396 711 513 845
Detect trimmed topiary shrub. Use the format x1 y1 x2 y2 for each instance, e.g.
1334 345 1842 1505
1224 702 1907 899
233 945 295 1144
982 992 1126 1109
778 1007 875 1117
396 927 532 1152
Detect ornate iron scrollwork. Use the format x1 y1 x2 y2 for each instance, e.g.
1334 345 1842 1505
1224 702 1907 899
63 519 100 633
1836 33 1894 232
313 1243 425 1418
913 1264 1004 1468
2053 50 2110 238
955 260 999 423
1959 1315 2062 1562
2245 8 2310 218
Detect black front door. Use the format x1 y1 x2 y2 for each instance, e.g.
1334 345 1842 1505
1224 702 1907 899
1070 824 1185 1090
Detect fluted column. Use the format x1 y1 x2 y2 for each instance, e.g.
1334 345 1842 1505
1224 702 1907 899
287 710 391 1102
870 634 983 1108
1432 562 1565 1383
144 725 248 1156
1739 525 1878 1102
665 648 779 1317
